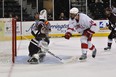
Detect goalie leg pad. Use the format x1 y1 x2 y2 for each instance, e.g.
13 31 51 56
38 50 46 62
28 54 39 64
28 39 41 57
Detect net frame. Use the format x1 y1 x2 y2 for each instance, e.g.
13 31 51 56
0 18 17 63
12 18 17 63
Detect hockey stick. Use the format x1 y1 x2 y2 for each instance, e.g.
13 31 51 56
30 40 78 63
22 36 78 63
25 23 34 32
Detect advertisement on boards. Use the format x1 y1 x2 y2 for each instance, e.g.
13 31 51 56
95 20 109 32
16 20 110 37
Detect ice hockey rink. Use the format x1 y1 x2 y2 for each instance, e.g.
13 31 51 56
0 37 116 77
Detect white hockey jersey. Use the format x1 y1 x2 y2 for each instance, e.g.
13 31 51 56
67 13 98 34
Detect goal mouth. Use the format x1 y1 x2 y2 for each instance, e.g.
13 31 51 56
0 18 17 64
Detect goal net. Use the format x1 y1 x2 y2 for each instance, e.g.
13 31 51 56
0 18 16 64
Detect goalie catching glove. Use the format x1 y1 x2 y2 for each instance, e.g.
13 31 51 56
64 32 72 39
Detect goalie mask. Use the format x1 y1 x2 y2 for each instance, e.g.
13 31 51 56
39 9 47 21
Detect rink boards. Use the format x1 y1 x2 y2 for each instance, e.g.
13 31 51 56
14 20 110 40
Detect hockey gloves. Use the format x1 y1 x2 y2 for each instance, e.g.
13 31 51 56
83 29 95 38
64 32 72 39
107 25 114 30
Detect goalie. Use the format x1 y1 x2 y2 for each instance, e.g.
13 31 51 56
28 9 51 64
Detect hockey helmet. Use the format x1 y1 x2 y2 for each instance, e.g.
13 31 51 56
39 9 47 20
105 7 112 17
70 7 79 14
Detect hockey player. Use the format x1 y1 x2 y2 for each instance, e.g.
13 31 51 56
64 7 98 60
104 7 116 50
28 9 51 64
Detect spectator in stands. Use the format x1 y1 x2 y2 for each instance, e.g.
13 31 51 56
15 15 20 21
9 12 13 18
95 0 103 3
47 9 53 20
102 0 109 8
88 0 95 13
34 12 39 21
58 12 67 20
92 0 105 19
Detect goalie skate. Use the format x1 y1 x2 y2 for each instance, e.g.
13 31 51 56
28 57 38 64
28 54 39 64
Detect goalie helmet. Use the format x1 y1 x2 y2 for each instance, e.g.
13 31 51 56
39 9 47 20
70 7 79 14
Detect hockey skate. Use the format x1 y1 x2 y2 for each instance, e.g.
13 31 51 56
104 46 111 50
79 54 87 60
92 48 97 58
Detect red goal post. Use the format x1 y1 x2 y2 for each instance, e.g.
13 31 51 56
0 18 17 63
12 18 17 63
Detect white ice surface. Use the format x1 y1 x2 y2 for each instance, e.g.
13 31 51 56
0 37 116 77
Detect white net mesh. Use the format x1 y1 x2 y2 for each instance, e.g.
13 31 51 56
0 18 13 64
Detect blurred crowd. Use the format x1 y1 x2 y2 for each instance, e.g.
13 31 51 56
0 0 116 21
88 0 116 20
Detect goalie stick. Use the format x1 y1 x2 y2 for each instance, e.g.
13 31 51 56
25 23 34 32
31 40 78 63
22 36 78 63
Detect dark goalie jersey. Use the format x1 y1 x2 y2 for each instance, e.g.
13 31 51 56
107 13 116 30
31 20 51 40
28 20 51 57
